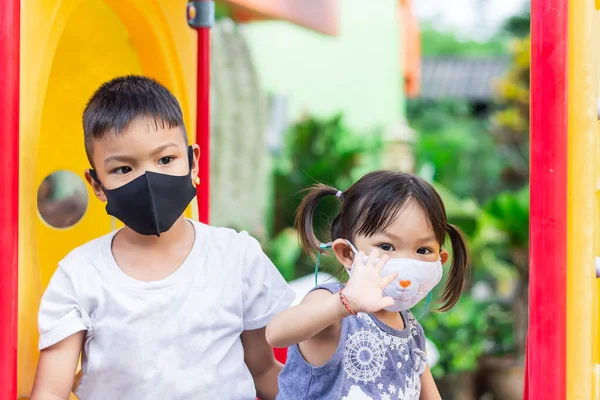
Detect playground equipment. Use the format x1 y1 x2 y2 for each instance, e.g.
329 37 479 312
0 0 337 398
527 0 600 399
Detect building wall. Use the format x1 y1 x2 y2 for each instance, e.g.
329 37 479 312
242 0 405 133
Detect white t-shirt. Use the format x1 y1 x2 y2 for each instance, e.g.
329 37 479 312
38 220 295 400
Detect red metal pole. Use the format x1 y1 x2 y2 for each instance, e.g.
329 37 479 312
528 0 567 398
0 0 20 397
197 26 210 224
188 1 213 224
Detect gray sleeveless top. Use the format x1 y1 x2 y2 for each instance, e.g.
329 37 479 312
277 282 428 400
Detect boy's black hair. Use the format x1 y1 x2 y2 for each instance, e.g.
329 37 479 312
296 170 470 311
83 75 186 165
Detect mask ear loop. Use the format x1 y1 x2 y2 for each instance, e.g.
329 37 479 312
315 242 332 286
417 292 433 320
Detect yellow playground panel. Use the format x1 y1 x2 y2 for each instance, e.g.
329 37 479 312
567 1 599 398
18 0 197 396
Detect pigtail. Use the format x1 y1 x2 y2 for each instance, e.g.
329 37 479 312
438 223 470 311
295 184 340 257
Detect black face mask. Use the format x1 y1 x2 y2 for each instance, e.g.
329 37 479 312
90 146 197 236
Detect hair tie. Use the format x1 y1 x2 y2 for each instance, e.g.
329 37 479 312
335 190 343 200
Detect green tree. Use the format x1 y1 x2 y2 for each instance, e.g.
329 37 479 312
500 1 530 39
420 25 507 57
487 33 530 359
408 100 505 203
490 36 530 191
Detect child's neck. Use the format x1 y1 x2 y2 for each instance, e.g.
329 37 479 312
117 216 192 250
372 309 406 331
111 216 196 282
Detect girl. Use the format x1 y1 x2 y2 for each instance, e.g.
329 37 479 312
266 170 469 399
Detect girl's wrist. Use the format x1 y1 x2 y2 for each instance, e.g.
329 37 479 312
339 289 358 316
329 289 352 319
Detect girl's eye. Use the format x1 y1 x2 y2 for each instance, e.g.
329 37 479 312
417 247 433 255
378 243 395 252
158 156 174 165
112 166 132 175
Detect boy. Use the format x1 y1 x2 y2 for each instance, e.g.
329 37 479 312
31 75 295 400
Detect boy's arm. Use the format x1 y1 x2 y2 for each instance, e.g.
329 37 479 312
30 332 84 400
238 233 296 399
241 328 281 400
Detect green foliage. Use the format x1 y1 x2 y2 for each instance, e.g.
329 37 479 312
408 100 506 203
418 293 492 378
430 181 480 237
499 1 530 39
268 115 384 279
214 3 232 20
263 228 302 282
420 25 507 57
486 35 531 358
483 186 529 251
490 36 530 190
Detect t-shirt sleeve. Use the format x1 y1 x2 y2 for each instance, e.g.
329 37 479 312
38 266 91 350
241 235 295 331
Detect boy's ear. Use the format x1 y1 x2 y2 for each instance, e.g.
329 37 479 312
84 169 107 202
332 238 354 272
440 249 449 265
190 144 200 183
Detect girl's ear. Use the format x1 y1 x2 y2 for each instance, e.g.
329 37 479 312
332 238 354 272
440 249 449 265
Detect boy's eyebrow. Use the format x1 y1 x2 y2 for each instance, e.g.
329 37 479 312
104 154 136 166
150 142 180 156
103 143 180 165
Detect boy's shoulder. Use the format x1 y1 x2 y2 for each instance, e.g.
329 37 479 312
199 221 263 253
58 230 115 276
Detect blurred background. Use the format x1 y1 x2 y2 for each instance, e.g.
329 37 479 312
213 1 531 399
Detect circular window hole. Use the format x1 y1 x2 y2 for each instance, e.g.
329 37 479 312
37 170 89 229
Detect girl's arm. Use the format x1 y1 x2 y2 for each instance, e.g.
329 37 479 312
265 289 350 348
266 250 396 349
30 332 84 400
420 365 442 400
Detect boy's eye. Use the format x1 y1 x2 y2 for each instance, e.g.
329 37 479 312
417 247 433 255
112 166 132 175
378 243 395 252
158 156 174 165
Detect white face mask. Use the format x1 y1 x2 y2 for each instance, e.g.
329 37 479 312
346 241 443 312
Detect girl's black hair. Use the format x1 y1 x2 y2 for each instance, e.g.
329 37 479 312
295 170 469 311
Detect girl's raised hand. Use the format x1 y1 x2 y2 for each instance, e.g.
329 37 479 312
342 249 397 314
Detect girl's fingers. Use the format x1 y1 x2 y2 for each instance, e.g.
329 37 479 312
380 272 398 288
374 254 389 273
381 296 395 309
354 251 366 269
365 249 379 267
